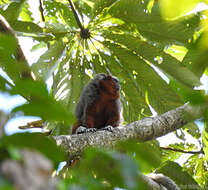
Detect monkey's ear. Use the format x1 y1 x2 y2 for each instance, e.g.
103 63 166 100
112 76 119 83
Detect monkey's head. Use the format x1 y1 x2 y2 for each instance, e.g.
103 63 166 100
93 73 120 99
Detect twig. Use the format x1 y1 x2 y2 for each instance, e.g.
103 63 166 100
68 0 90 39
19 120 44 129
160 147 204 154
68 0 84 31
39 0 45 22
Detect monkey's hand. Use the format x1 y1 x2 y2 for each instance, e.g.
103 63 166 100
75 126 97 134
99 125 115 132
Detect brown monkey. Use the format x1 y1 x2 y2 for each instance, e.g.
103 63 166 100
72 73 122 134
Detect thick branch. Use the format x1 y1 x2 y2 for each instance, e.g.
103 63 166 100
54 103 205 160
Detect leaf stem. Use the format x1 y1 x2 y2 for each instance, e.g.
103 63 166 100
68 0 90 39
39 0 45 22
160 147 204 154
68 0 84 31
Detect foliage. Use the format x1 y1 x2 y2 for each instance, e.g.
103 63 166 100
0 0 208 189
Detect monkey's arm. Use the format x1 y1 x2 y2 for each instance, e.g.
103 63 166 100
105 100 121 127
72 106 97 134
106 113 120 127
85 106 96 128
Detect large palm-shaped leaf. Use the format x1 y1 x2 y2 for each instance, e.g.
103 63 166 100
0 0 203 125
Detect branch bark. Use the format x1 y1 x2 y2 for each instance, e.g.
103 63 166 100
54 103 205 160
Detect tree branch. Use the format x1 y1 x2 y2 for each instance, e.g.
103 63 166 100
39 0 45 22
54 103 206 160
67 0 90 39
160 147 204 154
68 0 84 31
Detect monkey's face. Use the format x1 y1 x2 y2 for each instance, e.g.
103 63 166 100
110 76 120 91
99 75 120 98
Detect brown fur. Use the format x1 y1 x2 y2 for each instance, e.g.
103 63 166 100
72 74 122 134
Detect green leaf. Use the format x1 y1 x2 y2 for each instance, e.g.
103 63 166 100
117 141 161 173
162 142 197 162
53 40 91 112
19 2 33 21
44 1 77 28
0 0 10 6
45 22 69 35
170 80 205 105
160 0 199 19
11 79 48 98
157 161 200 190
108 0 200 46
12 97 74 124
32 40 65 80
98 51 151 121
11 79 75 124
1 133 65 167
184 122 201 139
161 147 182 163
203 126 208 161
103 41 182 114
52 56 71 105
182 34 208 78
9 20 43 33
0 75 11 91
75 0 93 21
193 156 208 185
3 0 26 21
31 42 47 51
0 34 20 82
103 32 200 87
92 0 115 19
77 148 139 189
66 60 87 114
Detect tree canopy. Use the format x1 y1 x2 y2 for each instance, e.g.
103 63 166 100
0 0 208 189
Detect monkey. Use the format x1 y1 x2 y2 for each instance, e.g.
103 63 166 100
71 75 180 190
72 73 122 134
